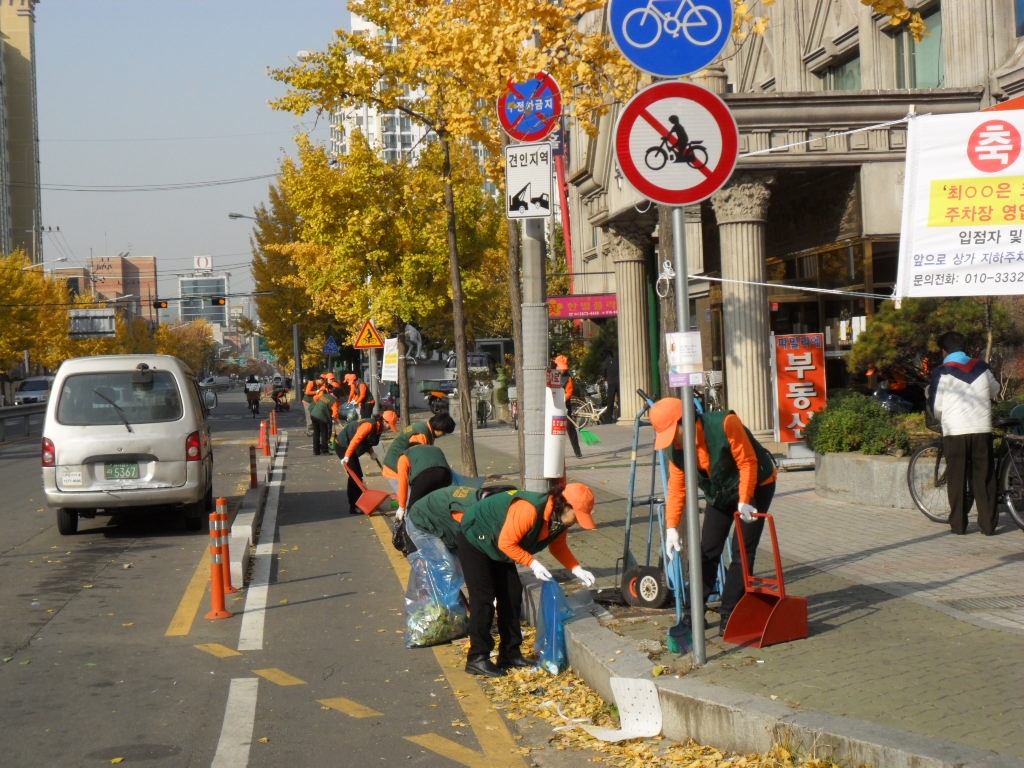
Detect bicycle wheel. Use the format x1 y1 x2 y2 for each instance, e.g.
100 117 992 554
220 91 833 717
644 145 669 171
686 144 709 169
569 397 593 429
997 444 1024 531
621 7 662 49
907 442 951 523
682 4 723 46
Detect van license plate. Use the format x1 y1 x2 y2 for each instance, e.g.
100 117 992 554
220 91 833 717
105 462 140 480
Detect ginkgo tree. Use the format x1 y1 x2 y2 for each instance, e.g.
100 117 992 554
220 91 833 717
275 132 508 430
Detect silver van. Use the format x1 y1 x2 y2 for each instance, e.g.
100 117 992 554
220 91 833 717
14 375 55 405
41 355 217 535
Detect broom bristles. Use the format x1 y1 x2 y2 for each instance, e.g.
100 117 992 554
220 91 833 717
579 428 601 445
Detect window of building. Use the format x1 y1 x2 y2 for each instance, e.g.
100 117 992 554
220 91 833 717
824 56 861 91
895 8 943 88
1017 0 1024 37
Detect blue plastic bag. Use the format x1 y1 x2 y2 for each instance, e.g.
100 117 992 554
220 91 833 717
403 521 469 648
534 580 573 673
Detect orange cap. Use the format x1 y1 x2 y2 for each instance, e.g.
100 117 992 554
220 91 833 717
562 482 596 529
554 354 569 371
381 410 398 431
649 397 683 451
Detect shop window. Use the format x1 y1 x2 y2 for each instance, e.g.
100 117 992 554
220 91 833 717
895 8 943 88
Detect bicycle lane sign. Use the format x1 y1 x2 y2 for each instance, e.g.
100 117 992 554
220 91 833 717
608 0 732 77
614 81 738 206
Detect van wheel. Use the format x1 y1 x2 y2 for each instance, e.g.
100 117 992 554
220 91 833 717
56 508 79 535
184 489 212 532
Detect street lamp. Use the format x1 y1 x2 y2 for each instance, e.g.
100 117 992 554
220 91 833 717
21 256 68 271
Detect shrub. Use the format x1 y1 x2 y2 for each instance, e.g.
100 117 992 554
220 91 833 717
805 392 912 456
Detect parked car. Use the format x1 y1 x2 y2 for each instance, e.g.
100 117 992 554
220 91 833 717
199 375 233 391
14 376 55 405
41 355 217 535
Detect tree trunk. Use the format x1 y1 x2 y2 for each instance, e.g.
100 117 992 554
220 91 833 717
440 136 478 476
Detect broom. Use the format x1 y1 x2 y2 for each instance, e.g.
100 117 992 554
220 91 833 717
569 410 601 446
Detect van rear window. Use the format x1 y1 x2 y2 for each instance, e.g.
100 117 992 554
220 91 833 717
56 372 183 425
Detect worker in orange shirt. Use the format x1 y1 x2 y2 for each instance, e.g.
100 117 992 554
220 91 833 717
648 397 778 635
309 374 342 456
394 443 453 521
336 410 399 515
555 355 582 459
381 413 456 491
456 483 597 676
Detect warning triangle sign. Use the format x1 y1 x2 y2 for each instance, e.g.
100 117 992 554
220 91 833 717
354 320 385 349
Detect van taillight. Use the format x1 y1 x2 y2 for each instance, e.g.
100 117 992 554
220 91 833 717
185 431 202 461
42 437 55 467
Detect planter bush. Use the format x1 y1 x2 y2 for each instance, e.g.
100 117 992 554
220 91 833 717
805 391 911 456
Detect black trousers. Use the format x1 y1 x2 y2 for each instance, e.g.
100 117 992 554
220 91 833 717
311 417 332 455
455 532 523 661
700 480 776 617
943 432 997 535
343 454 365 513
565 400 582 457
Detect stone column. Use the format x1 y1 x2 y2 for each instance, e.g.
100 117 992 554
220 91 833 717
607 219 654 423
711 173 775 441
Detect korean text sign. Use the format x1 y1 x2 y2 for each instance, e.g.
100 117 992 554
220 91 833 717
774 333 827 444
898 110 1024 297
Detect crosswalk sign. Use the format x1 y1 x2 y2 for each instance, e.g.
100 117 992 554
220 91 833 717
354 320 385 349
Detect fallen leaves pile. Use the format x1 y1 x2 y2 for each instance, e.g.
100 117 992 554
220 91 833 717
479 629 865 768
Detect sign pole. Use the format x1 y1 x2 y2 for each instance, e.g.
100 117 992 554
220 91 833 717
671 205 705 665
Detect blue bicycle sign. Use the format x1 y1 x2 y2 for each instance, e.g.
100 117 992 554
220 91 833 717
608 0 732 77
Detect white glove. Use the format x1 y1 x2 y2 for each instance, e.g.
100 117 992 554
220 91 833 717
395 507 406 521
571 566 595 587
665 528 681 561
340 456 349 465
529 559 553 582
738 503 757 523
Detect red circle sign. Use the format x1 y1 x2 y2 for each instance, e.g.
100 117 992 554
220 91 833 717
497 73 562 142
614 81 738 205
967 119 1022 173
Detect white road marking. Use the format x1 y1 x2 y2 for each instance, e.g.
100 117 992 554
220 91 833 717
210 677 260 768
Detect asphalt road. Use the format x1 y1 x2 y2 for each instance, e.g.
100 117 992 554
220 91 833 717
0 393 529 767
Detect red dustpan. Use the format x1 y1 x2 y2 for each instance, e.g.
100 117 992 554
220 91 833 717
344 463 394 515
722 512 808 648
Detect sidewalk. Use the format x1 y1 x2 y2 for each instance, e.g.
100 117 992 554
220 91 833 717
446 415 1024 768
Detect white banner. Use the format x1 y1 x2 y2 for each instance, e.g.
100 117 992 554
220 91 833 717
897 109 1024 298
381 337 398 383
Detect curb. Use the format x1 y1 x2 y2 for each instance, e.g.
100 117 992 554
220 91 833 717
524 585 1023 768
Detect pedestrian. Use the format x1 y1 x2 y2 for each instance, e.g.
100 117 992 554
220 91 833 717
344 372 374 418
337 410 399 515
302 377 317 435
244 374 261 418
928 330 1001 535
601 349 620 424
456 482 598 677
382 413 456 492
309 374 341 456
555 354 583 458
394 443 454 522
649 397 778 635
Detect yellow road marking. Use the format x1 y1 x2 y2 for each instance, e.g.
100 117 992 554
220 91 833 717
318 696 383 718
166 550 210 637
253 668 306 686
405 734 494 768
195 643 241 659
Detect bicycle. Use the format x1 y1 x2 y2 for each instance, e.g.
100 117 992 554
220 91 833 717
906 418 1024 530
644 136 708 172
246 393 260 418
621 0 723 49
472 384 493 428
567 397 607 430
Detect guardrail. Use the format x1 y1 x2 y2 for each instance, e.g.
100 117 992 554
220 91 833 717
0 403 46 444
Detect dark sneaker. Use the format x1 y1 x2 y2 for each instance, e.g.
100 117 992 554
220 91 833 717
465 658 506 677
497 654 535 669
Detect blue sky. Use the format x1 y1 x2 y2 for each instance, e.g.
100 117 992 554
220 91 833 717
35 1 348 298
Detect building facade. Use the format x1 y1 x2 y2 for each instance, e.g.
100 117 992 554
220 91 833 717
566 0 1024 436
0 0 40 262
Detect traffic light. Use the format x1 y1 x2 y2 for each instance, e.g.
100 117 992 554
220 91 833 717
152 299 168 309
211 296 226 306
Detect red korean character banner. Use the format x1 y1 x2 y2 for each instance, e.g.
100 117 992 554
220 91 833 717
774 333 827 444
